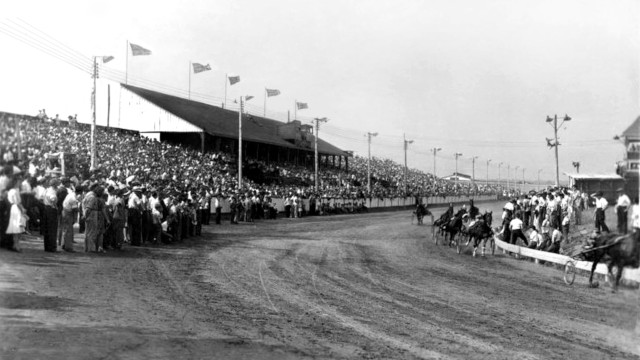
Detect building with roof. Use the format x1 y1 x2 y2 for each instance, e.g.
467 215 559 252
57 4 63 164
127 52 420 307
565 173 625 202
441 172 472 182
616 116 639 200
93 82 351 171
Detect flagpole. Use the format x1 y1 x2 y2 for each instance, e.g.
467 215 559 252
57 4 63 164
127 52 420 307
294 99 297 121
125 40 129 85
224 73 227 109
188 61 191 100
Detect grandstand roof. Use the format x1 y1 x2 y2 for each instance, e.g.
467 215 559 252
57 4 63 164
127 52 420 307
122 84 349 157
564 173 623 180
621 116 640 141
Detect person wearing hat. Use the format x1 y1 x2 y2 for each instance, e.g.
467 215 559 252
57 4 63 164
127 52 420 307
127 186 143 246
591 191 609 234
614 187 631 234
111 189 126 249
42 178 60 252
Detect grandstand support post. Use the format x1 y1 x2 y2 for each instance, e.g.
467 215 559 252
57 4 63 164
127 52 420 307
224 73 228 109
188 61 191 100
238 96 243 188
107 84 111 128
431 148 441 178
125 40 130 85
200 132 205 153
367 132 378 193
314 117 328 191
91 56 97 171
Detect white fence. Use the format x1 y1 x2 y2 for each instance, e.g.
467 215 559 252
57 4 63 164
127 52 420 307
212 194 498 214
493 235 640 286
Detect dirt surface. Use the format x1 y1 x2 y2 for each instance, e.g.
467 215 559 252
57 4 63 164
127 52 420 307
1 201 639 359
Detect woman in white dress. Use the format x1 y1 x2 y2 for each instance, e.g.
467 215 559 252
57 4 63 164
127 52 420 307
6 177 27 252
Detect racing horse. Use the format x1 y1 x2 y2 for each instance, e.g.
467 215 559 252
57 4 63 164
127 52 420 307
466 211 494 257
587 230 640 292
442 211 465 250
412 203 433 225
433 204 454 238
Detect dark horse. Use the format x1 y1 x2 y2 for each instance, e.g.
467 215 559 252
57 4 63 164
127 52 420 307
587 231 640 292
413 203 433 225
443 211 465 247
467 212 494 257
434 204 454 237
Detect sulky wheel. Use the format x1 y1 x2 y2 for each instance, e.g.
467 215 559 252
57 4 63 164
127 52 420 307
564 260 576 285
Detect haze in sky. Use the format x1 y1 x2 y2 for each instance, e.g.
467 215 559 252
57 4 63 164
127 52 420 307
1 0 638 183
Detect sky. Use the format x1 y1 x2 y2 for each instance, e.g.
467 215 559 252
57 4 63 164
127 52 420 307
1 0 638 184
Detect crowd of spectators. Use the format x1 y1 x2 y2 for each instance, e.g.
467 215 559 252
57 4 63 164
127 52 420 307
0 111 513 254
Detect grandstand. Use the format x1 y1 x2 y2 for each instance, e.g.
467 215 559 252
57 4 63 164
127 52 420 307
103 83 351 170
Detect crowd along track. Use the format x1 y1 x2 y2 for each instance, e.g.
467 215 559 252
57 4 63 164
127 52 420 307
0 201 638 359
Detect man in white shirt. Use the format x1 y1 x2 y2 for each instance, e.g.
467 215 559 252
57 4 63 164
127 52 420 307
614 188 631 234
509 213 528 246
591 191 609 234
630 197 639 232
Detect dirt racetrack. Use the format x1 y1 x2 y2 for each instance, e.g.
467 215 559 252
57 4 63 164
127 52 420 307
1 200 639 359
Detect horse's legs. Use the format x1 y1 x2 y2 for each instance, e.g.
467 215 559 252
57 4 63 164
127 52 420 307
589 253 602 288
612 261 623 293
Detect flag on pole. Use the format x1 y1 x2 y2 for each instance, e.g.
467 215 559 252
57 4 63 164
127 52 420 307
192 63 212 73
296 102 308 110
102 56 114 63
245 95 254 101
130 43 152 56
266 88 281 97
228 75 240 85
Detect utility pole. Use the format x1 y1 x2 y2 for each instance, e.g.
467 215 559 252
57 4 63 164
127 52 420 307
367 132 378 193
546 114 572 187
514 165 519 193
522 168 525 193
471 156 478 185
538 169 543 190
91 56 97 171
498 162 503 188
486 159 491 186
314 117 329 191
403 135 414 195
507 164 510 192
90 55 113 171
238 96 243 188
454 152 463 186
431 147 441 177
